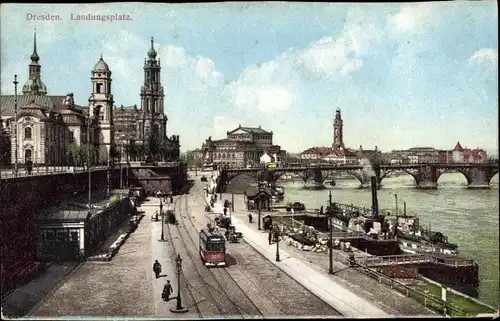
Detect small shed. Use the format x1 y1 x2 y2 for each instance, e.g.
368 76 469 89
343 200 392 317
36 195 133 261
246 188 272 211
37 206 97 261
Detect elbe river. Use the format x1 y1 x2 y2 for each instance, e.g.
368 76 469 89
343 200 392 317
273 173 499 306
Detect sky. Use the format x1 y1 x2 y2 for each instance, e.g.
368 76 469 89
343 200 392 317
1 2 498 154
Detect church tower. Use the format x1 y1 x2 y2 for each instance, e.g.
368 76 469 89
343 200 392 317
332 108 344 150
89 55 114 163
22 28 48 96
138 37 167 143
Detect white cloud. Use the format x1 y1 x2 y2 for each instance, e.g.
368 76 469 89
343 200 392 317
295 35 363 76
213 116 241 138
224 23 367 114
388 3 433 32
469 48 498 65
195 57 224 86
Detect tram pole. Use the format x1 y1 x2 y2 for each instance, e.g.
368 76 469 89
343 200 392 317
395 194 399 216
160 199 165 242
170 254 188 313
275 225 281 262
258 173 262 230
328 190 334 275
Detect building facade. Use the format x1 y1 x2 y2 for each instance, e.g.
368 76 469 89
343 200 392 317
0 31 102 166
452 142 486 163
1 34 180 166
201 125 280 168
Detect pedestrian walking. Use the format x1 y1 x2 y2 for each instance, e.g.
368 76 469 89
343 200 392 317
153 260 162 279
223 207 227 216
268 231 272 245
248 213 253 223
162 280 173 301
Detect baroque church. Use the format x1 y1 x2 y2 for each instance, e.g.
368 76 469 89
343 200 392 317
0 31 179 166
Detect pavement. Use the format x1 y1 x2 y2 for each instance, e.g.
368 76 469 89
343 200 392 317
1 262 82 318
206 171 390 317
146 198 198 318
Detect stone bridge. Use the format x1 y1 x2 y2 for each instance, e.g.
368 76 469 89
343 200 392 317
217 163 499 191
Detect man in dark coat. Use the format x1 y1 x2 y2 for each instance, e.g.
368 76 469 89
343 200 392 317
268 231 272 245
223 207 227 216
162 280 173 301
153 260 162 279
248 213 253 223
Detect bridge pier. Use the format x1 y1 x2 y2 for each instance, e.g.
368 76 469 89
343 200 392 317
407 165 441 189
458 167 498 189
347 170 371 188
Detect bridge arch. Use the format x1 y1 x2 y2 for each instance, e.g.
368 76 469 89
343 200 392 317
437 171 468 186
225 171 260 184
273 171 303 183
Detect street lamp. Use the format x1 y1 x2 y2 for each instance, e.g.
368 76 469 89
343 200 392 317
328 191 334 275
258 172 262 230
13 75 19 177
119 134 126 189
274 224 281 262
160 199 165 242
170 254 188 313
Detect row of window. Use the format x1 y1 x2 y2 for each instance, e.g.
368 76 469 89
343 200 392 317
39 228 80 242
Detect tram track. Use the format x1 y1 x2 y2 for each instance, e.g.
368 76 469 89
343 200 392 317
167 194 264 317
178 194 265 317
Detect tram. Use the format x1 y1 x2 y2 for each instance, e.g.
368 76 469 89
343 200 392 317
199 228 227 267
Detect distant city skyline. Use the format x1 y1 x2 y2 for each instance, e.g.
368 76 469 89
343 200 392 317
1 3 498 153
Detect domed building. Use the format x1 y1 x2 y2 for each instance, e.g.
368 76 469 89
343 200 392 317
0 30 100 166
1 33 180 167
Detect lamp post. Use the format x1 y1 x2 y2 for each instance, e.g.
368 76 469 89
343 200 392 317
13 75 19 177
395 193 399 216
328 190 334 275
160 199 165 241
275 225 281 262
258 172 262 230
170 254 188 313
87 116 92 213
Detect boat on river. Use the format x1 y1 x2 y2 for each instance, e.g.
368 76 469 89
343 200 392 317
325 203 459 255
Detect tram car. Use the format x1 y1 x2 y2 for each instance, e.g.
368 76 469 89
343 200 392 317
199 228 227 267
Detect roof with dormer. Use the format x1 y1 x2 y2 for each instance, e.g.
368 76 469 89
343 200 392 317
301 147 333 155
227 124 272 135
0 95 84 116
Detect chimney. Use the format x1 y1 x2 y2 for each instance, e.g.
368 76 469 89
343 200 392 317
371 176 379 218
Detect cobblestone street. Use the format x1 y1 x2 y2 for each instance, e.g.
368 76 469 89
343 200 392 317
28 176 341 318
184 177 340 316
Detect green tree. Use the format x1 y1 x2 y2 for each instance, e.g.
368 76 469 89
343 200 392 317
67 142 81 166
110 144 120 163
146 134 161 162
80 143 99 166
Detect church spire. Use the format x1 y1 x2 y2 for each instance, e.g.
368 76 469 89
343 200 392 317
30 28 40 63
147 36 157 59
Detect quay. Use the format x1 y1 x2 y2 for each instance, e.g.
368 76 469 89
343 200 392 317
205 194 389 317
207 169 498 317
